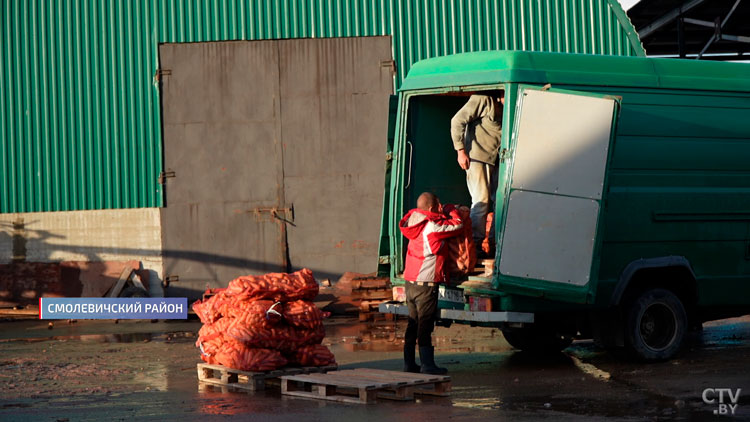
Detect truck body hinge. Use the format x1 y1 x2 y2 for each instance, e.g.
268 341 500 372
158 171 176 184
499 148 510 163
162 275 179 289
155 69 172 81
380 60 397 76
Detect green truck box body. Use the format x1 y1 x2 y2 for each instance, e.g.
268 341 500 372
382 51 750 315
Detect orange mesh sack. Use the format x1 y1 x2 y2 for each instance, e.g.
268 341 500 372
223 300 283 328
282 300 325 330
214 341 288 372
291 345 337 367
481 212 494 255
444 205 477 278
192 289 233 324
195 269 333 371
225 322 298 350
224 269 319 302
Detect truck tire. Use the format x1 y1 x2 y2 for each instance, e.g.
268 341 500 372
502 326 573 354
624 288 687 361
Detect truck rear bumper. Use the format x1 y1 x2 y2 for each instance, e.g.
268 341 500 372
378 301 535 323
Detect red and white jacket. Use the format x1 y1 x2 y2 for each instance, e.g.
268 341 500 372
399 205 464 283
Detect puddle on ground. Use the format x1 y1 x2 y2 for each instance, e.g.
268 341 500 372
1 316 749 421
324 318 511 354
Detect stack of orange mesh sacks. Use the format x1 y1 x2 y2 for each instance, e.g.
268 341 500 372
444 205 477 278
193 268 336 371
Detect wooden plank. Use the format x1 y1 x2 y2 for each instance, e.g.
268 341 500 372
197 363 335 379
330 370 410 386
351 290 392 300
346 369 452 397
413 381 452 397
282 388 371 404
197 365 211 380
303 372 397 389
197 363 338 393
280 369 451 404
201 378 265 392
376 385 415 401
282 373 385 389
282 378 372 404
351 368 449 383
107 267 133 298
351 278 390 290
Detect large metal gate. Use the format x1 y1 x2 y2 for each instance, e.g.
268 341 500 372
159 37 393 298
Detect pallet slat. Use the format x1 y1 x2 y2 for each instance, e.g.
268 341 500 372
351 368 447 383
281 368 451 403
197 363 337 392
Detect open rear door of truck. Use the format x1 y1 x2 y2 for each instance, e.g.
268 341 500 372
496 86 620 304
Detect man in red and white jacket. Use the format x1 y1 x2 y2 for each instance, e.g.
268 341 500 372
399 192 464 375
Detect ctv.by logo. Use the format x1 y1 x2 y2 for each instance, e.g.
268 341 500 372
702 388 741 415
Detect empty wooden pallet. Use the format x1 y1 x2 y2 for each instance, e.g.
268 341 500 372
281 368 451 404
197 363 337 392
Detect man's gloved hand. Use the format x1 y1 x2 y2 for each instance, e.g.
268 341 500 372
442 204 461 220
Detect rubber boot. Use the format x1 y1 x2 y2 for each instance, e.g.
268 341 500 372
419 346 447 375
403 344 421 373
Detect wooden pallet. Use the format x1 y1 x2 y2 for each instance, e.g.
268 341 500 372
358 299 397 322
197 363 337 392
351 288 392 301
281 368 451 404
351 277 391 290
358 310 396 322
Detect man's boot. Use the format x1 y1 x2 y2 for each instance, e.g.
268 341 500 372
419 346 448 375
403 344 420 373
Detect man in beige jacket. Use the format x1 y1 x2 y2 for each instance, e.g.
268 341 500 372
450 92 504 256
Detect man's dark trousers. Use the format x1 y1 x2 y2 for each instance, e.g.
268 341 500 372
404 281 439 347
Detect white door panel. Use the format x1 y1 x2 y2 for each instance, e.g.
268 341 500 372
510 89 615 200
499 190 599 286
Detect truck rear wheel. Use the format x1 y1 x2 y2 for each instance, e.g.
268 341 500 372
625 288 687 361
502 326 573 354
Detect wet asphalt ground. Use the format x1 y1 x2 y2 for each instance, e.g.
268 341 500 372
0 315 748 421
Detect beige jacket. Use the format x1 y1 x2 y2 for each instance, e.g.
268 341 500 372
450 95 503 165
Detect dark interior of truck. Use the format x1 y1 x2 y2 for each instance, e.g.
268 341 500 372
399 89 505 281
403 89 504 211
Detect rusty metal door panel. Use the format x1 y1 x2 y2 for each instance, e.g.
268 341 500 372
159 41 285 298
278 37 394 280
160 37 393 297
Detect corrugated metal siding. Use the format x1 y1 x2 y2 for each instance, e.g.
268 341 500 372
0 0 644 213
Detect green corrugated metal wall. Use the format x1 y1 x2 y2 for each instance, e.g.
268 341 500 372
0 0 644 213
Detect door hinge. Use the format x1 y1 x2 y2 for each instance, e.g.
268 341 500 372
155 68 172 81
385 152 393 161
380 60 396 76
158 171 176 184
499 148 510 163
249 206 295 225
162 275 179 289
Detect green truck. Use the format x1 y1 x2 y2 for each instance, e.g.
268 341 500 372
377 51 750 361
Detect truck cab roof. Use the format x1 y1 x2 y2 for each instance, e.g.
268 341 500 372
400 50 750 93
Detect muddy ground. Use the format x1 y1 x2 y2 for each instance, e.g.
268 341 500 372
0 315 748 421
